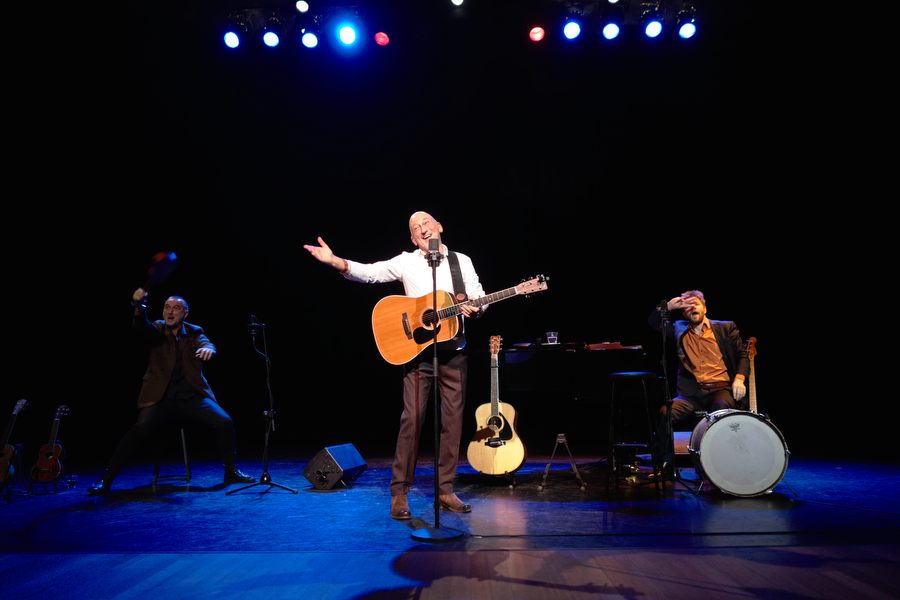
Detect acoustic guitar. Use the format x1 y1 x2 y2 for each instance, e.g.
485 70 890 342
747 336 758 412
30 405 70 483
0 399 28 485
466 335 526 475
372 275 548 365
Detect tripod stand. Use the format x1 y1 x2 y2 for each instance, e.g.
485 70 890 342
411 238 463 542
227 315 297 495
657 301 699 494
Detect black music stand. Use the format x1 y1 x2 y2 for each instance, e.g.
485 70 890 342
227 316 297 495
411 240 464 542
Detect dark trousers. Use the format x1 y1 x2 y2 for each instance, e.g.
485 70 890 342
657 388 736 464
391 351 467 496
106 396 237 477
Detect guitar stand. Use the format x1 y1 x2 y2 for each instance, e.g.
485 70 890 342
538 433 586 491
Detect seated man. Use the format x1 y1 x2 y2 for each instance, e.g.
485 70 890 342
88 289 254 495
648 290 749 467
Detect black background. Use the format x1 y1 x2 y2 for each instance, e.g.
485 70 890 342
4 1 884 470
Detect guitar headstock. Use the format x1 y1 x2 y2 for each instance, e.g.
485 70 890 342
489 335 502 358
13 399 28 415
55 405 70 419
515 275 549 296
746 337 757 360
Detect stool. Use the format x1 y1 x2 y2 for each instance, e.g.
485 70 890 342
607 371 660 492
152 427 191 487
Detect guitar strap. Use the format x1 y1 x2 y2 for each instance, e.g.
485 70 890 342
447 251 465 301
446 251 466 346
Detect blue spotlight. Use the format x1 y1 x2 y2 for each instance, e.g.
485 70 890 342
563 20 582 40
262 15 284 47
338 24 358 45
677 8 697 39
601 6 624 40
222 14 249 49
602 22 620 40
642 8 664 38
301 30 319 48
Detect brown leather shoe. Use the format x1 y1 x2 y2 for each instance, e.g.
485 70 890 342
439 493 472 513
390 494 411 520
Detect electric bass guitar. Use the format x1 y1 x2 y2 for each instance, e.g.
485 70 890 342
372 275 548 365
747 336 758 413
0 399 28 484
466 335 526 475
30 405 70 483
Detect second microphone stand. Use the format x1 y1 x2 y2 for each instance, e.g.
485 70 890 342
411 241 463 542
657 303 698 494
227 316 298 495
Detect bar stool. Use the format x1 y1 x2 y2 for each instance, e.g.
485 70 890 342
152 427 191 488
607 371 660 493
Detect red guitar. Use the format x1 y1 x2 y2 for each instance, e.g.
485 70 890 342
30 405 70 483
0 399 28 484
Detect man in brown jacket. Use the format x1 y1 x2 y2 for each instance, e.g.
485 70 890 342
88 289 253 495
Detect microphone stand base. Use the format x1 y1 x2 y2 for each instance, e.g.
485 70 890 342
411 525 465 542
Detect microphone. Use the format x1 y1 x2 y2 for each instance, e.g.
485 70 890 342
425 237 443 266
658 299 669 312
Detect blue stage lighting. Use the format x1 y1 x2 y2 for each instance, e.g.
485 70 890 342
222 14 249 49
642 7 664 39
262 15 284 47
677 8 697 39
563 20 582 40
301 30 319 48
338 24 358 45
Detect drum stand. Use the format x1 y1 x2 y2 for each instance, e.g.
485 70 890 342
657 302 700 495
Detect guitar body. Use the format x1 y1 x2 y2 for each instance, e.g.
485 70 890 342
372 291 459 365
466 335 526 476
371 276 549 365
466 401 526 475
30 405 69 484
31 443 63 482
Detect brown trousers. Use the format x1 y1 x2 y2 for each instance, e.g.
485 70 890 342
391 351 467 496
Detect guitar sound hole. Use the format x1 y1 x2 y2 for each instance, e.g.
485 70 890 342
422 309 437 327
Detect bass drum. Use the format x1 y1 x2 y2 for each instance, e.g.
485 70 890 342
689 409 789 497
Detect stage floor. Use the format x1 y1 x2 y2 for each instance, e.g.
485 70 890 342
2 455 898 599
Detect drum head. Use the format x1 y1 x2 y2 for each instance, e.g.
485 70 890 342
693 411 788 497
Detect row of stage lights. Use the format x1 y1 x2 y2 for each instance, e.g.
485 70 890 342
221 0 700 52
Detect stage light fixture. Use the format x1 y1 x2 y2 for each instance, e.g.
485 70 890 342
563 17 582 40
301 27 319 48
676 6 697 39
295 1 310 13
262 14 284 47
374 31 390 46
641 4 664 38
529 26 546 43
450 0 465 6
222 13 250 49
600 5 624 41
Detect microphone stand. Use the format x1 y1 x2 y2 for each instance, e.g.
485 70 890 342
227 316 298 495
411 241 463 542
657 302 696 494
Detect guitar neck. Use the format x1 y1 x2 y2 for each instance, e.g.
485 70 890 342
490 355 499 417
437 286 520 321
748 360 757 413
47 419 61 449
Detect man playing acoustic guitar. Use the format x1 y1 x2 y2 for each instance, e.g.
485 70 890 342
304 211 485 519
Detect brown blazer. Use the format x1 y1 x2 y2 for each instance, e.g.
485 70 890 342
134 309 217 408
